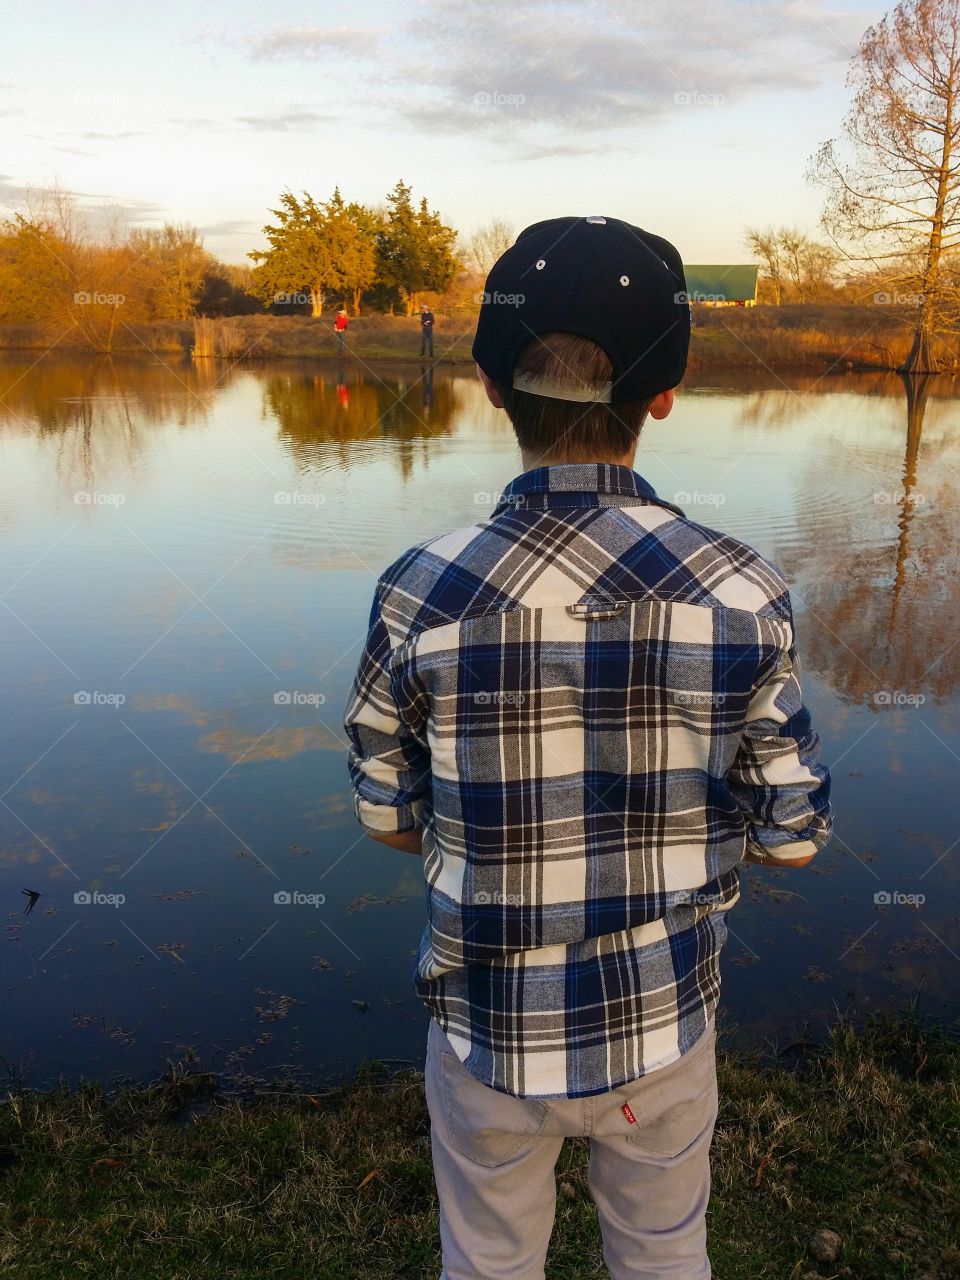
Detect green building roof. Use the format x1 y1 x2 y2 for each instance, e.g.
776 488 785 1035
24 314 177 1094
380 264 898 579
682 264 759 303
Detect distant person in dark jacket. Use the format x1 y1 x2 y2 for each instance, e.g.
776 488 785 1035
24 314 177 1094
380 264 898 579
334 306 349 354
420 305 435 357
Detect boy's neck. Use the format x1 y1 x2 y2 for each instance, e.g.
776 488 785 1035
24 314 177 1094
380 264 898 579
520 451 638 473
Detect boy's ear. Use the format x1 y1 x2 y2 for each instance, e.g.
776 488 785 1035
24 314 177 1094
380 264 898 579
647 387 675 421
477 365 504 409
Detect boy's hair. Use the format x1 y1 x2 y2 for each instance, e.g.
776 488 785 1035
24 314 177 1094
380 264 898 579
496 332 652 462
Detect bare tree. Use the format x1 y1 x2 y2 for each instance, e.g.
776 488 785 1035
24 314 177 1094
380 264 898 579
466 218 515 275
744 227 783 304
810 0 960 372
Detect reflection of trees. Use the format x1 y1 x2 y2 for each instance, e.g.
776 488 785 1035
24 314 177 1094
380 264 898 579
778 374 960 704
683 368 923 432
262 363 459 478
0 354 224 493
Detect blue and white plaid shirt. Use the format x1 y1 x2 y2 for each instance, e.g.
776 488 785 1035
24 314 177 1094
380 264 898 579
344 464 832 1099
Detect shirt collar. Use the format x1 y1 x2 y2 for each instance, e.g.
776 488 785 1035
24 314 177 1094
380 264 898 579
493 464 684 517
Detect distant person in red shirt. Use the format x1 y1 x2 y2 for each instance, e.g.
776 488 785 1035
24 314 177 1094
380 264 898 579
420 305 435 357
334 306 349 354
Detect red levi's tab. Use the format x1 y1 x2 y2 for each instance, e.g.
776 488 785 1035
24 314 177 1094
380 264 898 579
622 1103 637 1125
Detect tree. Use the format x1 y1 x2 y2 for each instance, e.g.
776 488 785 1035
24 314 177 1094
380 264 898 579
745 226 840 303
249 191 336 317
466 218 514 274
332 191 377 315
811 0 960 371
129 223 209 321
744 227 784 304
376 181 458 314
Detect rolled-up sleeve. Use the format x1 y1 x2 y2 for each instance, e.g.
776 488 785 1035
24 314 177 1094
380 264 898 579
727 608 832 865
344 587 431 834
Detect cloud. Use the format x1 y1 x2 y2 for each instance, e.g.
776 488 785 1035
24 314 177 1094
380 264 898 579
80 130 149 140
197 218 261 237
248 25 379 61
234 108 332 131
396 0 863 137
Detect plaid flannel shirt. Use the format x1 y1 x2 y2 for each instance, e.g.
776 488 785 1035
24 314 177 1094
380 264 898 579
344 464 832 1099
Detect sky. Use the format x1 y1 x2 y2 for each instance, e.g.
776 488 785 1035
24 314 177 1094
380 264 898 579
1 0 886 265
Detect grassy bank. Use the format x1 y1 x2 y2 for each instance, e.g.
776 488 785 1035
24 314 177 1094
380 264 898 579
3 305 960 372
1 1014 958 1279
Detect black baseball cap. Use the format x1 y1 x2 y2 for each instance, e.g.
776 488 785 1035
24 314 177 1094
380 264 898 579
472 215 689 405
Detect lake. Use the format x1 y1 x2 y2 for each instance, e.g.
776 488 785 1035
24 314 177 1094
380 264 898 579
1 352 958 1087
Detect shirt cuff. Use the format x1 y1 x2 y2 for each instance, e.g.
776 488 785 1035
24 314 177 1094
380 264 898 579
352 791 419 834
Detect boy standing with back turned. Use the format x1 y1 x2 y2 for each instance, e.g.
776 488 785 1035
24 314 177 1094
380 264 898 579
345 215 832 1280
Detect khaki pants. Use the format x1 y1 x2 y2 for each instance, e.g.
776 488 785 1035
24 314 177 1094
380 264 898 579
425 1017 717 1280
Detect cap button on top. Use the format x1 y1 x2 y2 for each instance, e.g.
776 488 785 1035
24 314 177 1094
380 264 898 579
585 215 606 225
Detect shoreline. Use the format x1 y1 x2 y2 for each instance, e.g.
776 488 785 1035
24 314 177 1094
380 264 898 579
2 1011 958 1279
2 304 959 375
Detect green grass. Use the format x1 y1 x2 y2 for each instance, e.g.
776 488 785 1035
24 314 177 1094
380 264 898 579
1 1014 958 1279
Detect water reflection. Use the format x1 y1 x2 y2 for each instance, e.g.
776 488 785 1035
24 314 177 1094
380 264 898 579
0 354 958 1084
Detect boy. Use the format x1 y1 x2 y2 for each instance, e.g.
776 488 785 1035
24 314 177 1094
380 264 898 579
344 216 832 1279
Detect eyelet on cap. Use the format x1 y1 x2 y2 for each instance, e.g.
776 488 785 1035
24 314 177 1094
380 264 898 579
535 258 546 270
620 275 630 286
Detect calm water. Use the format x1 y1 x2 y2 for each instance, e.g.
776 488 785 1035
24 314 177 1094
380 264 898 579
1 354 958 1086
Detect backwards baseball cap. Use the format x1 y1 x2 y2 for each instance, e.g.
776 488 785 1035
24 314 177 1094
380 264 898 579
472 215 689 405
